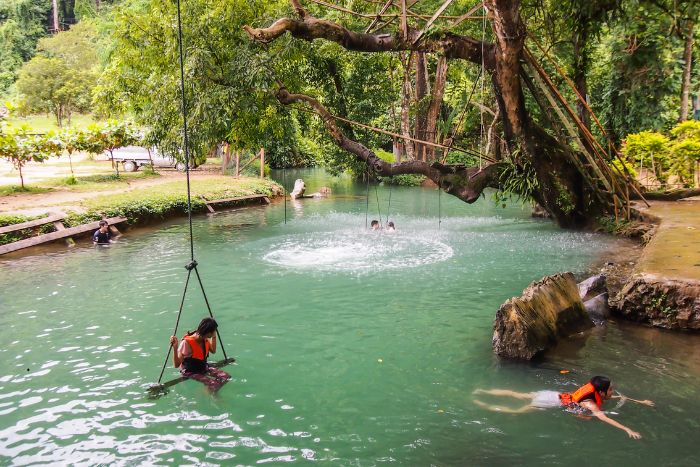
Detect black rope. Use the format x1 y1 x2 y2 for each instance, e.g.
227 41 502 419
385 181 393 226
157 268 192 384
365 170 370 229
283 166 287 225
374 184 383 228
193 265 228 360
153 0 231 390
438 181 442 230
176 0 194 262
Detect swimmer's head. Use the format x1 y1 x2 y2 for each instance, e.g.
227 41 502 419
387 221 395 229
196 317 218 338
370 220 380 230
590 375 612 399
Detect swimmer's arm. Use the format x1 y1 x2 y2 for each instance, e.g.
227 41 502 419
610 394 655 406
170 336 183 368
581 401 642 439
209 333 217 354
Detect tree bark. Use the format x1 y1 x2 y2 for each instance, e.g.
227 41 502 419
246 0 615 227
400 52 415 160
52 0 60 32
414 52 429 161
572 27 592 150
679 21 694 122
275 87 501 202
424 56 449 161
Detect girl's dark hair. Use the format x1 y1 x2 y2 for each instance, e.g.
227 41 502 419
187 317 218 336
590 376 611 393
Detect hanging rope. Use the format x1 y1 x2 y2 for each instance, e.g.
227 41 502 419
374 184 383 228
478 3 487 170
365 169 371 229
283 165 287 224
385 181 393 226
152 0 231 390
438 182 442 230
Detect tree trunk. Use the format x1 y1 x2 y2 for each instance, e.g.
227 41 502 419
679 21 694 122
246 0 616 227
68 151 75 177
52 0 60 32
424 56 449 161
414 52 429 161
400 52 415 160
572 27 592 151
18 163 25 189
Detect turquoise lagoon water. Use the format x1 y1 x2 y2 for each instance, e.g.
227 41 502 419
0 169 698 465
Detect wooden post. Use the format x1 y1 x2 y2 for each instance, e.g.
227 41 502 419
259 147 265 178
235 151 240 177
222 143 231 174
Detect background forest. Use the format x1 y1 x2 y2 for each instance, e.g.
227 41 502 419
1 0 698 181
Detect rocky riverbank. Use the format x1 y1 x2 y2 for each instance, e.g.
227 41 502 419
609 200 700 330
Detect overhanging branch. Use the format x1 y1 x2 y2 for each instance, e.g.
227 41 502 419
276 87 501 203
243 7 495 69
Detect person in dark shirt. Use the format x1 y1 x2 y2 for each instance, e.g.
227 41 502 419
92 220 112 244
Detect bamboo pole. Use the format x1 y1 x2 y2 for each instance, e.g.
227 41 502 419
524 61 614 194
526 39 649 208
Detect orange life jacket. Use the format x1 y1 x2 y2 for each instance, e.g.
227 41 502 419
182 334 209 373
559 382 603 409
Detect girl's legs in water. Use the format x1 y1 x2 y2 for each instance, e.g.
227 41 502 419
472 389 536 400
181 366 231 393
472 388 538 413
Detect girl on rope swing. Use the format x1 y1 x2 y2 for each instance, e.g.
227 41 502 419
169 318 231 392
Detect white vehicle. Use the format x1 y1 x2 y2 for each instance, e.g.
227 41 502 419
107 146 191 172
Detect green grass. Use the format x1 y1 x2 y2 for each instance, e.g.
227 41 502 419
0 185 52 197
71 176 280 225
4 113 103 133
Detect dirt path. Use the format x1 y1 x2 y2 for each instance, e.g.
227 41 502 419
636 200 700 281
0 171 216 215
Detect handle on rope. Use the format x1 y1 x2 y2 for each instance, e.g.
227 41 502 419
185 260 198 271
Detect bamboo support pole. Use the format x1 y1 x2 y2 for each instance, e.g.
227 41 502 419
526 39 649 208
524 61 614 194
524 52 627 207
520 70 608 206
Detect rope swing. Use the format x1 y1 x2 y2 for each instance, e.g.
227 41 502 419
149 0 234 395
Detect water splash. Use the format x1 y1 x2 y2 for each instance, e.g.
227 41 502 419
261 230 453 274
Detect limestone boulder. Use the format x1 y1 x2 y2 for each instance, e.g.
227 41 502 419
612 275 700 330
583 292 611 324
492 272 594 360
578 273 607 302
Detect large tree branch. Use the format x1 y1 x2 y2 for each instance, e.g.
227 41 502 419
244 12 495 69
276 87 500 202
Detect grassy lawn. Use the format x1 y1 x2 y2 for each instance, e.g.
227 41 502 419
4 113 103 132
0 171 161 197
84 176 276 211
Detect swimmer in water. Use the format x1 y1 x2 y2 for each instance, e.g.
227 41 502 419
370 220 381 230
386 221 396 231
473 376 654 439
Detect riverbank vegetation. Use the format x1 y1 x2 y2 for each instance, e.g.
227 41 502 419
1 0 698 225
0 176 278 245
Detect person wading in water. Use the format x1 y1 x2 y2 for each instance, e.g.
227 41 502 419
169 317 231 393
473 376 654 439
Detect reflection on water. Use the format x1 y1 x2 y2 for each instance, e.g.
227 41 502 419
0 169 698 465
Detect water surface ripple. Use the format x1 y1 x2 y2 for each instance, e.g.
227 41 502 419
0 171 698 465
